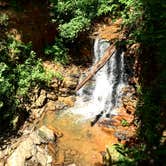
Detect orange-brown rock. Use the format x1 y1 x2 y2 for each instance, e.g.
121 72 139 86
58 96 76 107
93 19 123 41
45 101 56 111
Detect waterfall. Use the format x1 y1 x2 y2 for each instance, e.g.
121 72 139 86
70 38 127 121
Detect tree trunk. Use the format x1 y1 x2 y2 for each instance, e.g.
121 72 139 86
76 44 116 91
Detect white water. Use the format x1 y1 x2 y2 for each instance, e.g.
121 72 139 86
69 38 128 120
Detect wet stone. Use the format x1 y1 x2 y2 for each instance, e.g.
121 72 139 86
45 101 56 111
0 151 4 159
65 149 72 155
36 151 47 166
38 125 55 142
58 96 76 107
62 77 78 90
50 80 59 89
54 101 66 110
67 164 77 166
70 150 77 156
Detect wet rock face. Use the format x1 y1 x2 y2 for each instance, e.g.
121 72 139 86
125 43 141 84
47 92 58 101
53 147 80 166
45 100 57 111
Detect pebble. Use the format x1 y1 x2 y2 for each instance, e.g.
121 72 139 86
68 164 76 166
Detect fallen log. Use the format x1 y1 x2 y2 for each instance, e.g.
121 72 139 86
76 43 116 91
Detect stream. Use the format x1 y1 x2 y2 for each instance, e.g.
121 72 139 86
40 38 128 165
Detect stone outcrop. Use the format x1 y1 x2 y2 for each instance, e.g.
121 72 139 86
25 62 81 121
5 125 56 166
92 19 124 41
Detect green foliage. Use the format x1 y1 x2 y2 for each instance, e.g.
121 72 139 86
97 0 121 17
16 50 51 96
113 143 147 165
50 0 93 40
136 0 166 153
0 14 51 130
50 0 124 41
106 141 166 165
59 15 90 39
45 38 68 64
53 71 64 81
135 83 142 95
137 91 161 145
48 0 127 62
0 13 8 26
47 0 145 62
121 119 129 127
119 0 143 22
102 144 146 165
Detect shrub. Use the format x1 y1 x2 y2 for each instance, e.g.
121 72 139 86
59 15 90 40
45 38 68 64
0 14 51 130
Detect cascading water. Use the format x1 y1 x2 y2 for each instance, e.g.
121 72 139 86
70 38 128 121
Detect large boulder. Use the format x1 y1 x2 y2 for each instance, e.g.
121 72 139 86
6 126 55 166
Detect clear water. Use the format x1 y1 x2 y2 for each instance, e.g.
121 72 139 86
41 111 117 165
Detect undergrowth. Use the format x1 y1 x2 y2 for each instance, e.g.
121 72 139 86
0 13 52 131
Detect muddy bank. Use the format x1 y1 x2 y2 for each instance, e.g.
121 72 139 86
1 0 57 56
